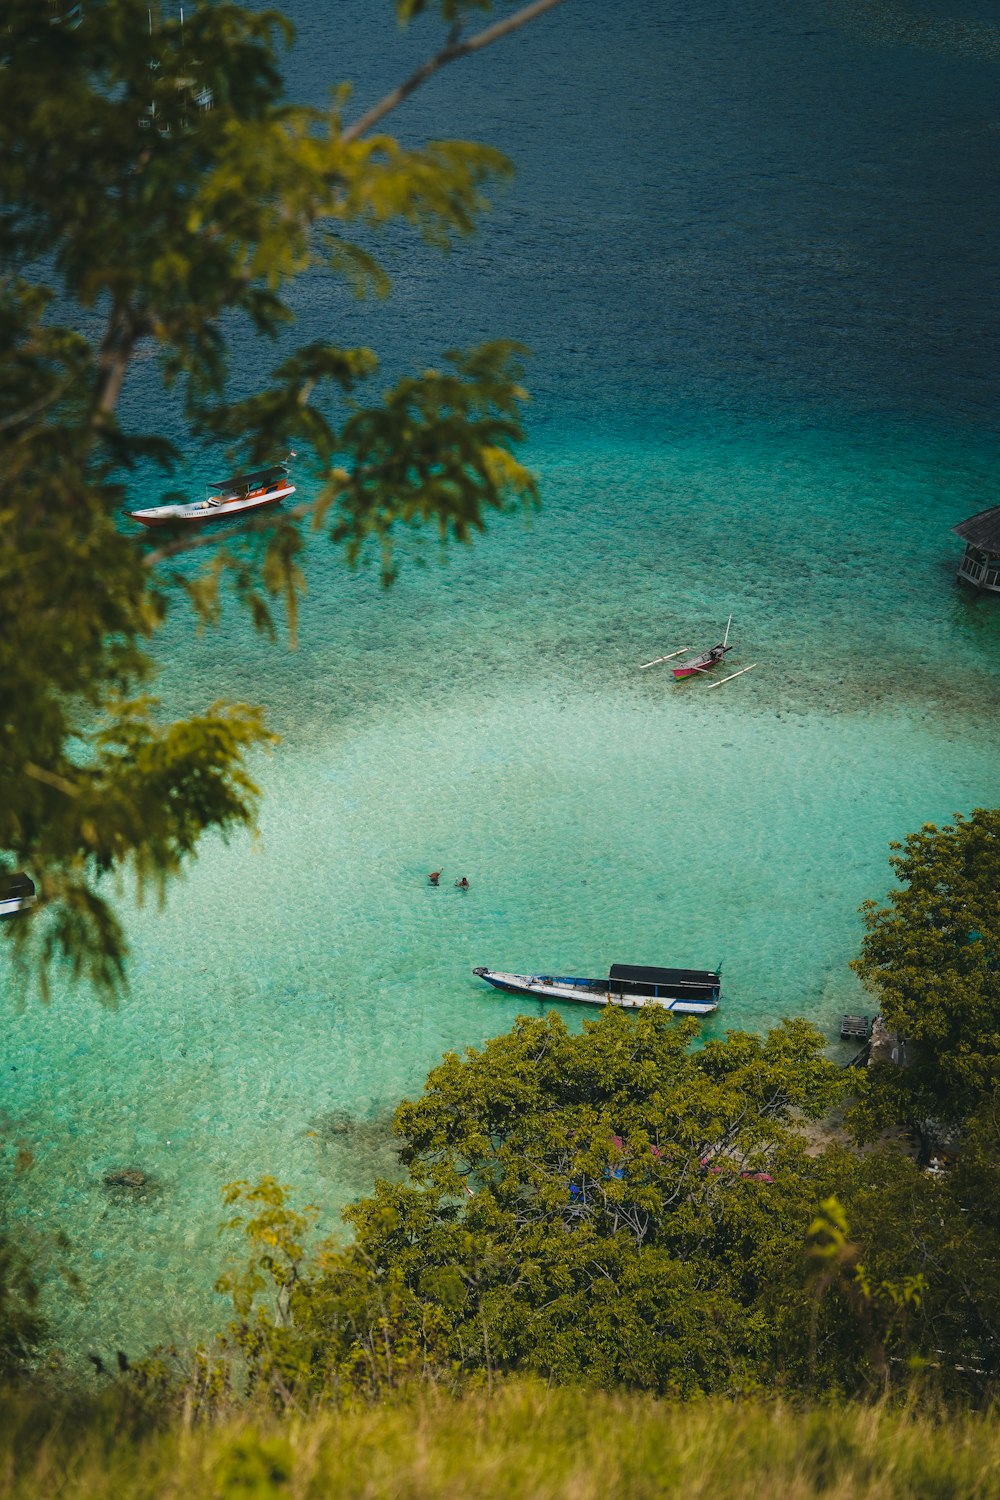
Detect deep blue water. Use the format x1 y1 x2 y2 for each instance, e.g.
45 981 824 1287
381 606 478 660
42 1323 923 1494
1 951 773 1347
283 0 1000 433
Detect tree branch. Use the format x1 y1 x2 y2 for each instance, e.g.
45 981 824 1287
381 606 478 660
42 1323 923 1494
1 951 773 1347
24 761 80 798
93 301 147 419
0 371 81 436
340 0 569 145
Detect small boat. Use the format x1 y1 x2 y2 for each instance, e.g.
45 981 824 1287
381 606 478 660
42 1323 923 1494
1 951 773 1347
672 615 734 680
0 873 36 919
473 963 721 1014
128 458 295 528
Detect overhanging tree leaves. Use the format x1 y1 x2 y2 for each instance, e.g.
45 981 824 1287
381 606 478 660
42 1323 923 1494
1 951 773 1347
0 0 564 997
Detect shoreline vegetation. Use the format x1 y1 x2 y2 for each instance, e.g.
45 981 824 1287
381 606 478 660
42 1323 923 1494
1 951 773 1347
4 1382 1000 1500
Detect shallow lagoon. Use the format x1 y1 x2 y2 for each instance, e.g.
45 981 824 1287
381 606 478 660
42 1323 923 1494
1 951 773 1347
6 422 1000 1356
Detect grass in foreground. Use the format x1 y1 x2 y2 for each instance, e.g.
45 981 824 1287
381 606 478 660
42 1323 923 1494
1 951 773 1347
3 1381 999 1500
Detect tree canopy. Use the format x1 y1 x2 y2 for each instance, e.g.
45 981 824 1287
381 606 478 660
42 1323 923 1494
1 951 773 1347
218 1006 924 1402
851 809 1000 1134
1 0 560 997
211 1007 1000 1406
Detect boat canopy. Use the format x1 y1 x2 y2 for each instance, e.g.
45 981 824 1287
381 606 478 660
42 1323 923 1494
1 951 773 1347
211 464 287 492
0 873 35 900
608 964 720 1000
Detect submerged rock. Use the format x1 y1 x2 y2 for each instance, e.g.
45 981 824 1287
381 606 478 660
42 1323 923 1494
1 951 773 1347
312 1110 353 1139
307 1110 404 1185
103 1167 157 1196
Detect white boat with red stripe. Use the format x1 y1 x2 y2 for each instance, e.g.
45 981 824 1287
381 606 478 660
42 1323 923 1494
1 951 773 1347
129 455 295 528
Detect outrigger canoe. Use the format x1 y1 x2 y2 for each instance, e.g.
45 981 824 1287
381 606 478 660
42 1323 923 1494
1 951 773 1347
672 616 734 680
473 964 720 1014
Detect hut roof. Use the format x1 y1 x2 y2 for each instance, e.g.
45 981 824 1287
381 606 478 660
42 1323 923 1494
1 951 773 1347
953 503 1000 552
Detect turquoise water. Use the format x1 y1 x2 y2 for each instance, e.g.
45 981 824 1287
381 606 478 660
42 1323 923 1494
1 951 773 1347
4 0 1000 1358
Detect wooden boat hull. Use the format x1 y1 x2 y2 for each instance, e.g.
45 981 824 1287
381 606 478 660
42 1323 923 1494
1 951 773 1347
473 967 720 1015
129 483 295 528
672 647 731 680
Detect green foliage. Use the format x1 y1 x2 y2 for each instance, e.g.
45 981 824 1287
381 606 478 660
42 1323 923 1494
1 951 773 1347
851 809 1000 1130
396 0 494 27
0 1237 46 1380
218 1009 903 1402
7 1378 1000 1500
1 0 541 998
211 1008 1000 1404
806 1196 926 1398
834 1148 1000 1391
0 1136 80 1378
212 1432 293 1498
217 1176 320 1320
955 1085 1000 1230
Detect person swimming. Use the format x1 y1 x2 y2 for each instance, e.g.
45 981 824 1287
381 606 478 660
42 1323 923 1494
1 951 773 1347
455 877 470 890
428 870 443 886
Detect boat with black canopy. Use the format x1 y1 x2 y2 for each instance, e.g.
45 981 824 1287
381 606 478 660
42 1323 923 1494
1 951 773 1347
128 455 295 528
473 963 721 1014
